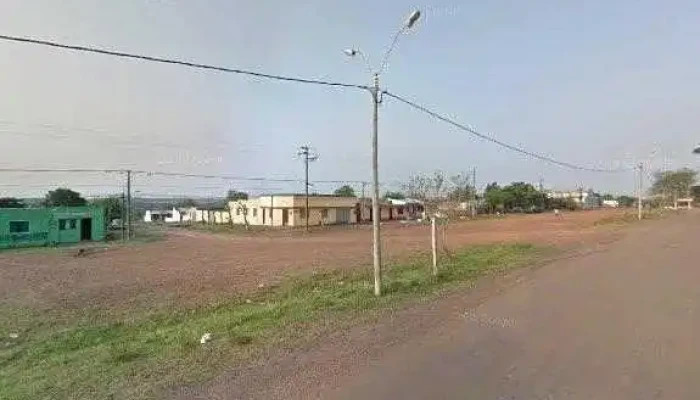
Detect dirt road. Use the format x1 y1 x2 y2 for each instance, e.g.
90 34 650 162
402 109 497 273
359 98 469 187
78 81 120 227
0 210 621 311
177 211 700 399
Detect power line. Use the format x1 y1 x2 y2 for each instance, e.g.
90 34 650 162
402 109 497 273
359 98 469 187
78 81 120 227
0 34 368 90
0 167 368 184
382 90 630 173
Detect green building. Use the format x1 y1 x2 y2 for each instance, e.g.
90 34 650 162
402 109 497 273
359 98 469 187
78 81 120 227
0 206 105 249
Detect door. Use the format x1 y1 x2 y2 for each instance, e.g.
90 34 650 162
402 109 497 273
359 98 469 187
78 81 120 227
81 218 92 241
337 208 351 224
282 209 288 226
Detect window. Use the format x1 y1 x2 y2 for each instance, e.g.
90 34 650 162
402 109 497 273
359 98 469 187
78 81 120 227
59 219 77 231
252 208 257 217
321 209 329 219
300 208 306 219
397 207 404 215
9 221 29 233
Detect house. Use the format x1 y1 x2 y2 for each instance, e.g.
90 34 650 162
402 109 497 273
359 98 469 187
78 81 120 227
144 207 198 223
675 198 693 209
546 189 601 209
229 194 359 227
602 200 619 208
0 206 105 249
143 210 173 223
386 198 424 220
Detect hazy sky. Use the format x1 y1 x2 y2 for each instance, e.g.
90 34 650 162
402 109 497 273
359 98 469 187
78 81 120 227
1 0 699 197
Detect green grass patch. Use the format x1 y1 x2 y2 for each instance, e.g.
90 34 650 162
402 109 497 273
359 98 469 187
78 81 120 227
0 243 542 400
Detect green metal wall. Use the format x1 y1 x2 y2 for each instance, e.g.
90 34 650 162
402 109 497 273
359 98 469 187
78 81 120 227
0 206 105 249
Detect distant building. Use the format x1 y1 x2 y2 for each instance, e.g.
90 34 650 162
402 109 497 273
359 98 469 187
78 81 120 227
386 198 424 220
230 194 359 227
546 189 601 209
602 199 619 208
0 206 105 249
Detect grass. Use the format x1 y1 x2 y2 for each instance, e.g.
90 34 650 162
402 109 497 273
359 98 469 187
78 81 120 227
0 243 542 400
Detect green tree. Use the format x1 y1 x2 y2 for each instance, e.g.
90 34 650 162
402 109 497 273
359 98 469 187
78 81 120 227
92 196 124 224
601 193 615 201
0 197 24 208
501 182 543 211
484 182 505 212
650 168 698 204
383 191 406 199
616 195 636 208
226 190 249 201
44 188 86 207
333 185 356 197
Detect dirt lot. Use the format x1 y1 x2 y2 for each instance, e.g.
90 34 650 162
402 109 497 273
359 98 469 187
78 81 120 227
0 209 627 312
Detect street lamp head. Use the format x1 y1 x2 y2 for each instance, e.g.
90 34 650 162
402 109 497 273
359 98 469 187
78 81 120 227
344 48 358 57
405 10 421 28
693 144 700 154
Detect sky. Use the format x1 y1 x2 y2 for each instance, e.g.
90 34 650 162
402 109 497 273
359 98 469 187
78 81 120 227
1 0 699 198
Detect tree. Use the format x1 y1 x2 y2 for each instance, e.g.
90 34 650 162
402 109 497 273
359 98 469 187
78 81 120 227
447 173 475 202
177 198 198 208
226 189 249 201
383 191 406 199
617 195 636 208
484 182 505 212
0 197 24 208
333 185 356 197
44 188 86 207
92 196 124 224
501 182 543 211
650 168 698 205
601 193 615 201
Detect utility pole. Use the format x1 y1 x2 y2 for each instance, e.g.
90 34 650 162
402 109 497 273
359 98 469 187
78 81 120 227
371 72 382 296
298 145 318 232
344 9 421 297
121 191 126 241
472 167 477 218
126 170 132 240
637 163 643 220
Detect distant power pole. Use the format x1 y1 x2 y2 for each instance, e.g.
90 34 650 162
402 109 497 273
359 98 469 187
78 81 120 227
126 170 132 240
637 163 643 220
298 145 319 232
471 167 477 217
121 191 126 241
539 177 544 192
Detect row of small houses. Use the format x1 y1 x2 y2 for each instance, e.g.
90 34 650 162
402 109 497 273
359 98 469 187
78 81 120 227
144 194 425 227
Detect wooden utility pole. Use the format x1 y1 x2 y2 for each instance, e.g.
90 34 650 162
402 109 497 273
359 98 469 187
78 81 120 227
431 215 438 275
121 191 126 241
298 145 318 232
126 170 132 240
471 167 477 218
637 163 643 220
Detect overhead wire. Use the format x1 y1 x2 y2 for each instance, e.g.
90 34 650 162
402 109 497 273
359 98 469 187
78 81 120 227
382 90 631 173
0 34 368 90
0 34 634 177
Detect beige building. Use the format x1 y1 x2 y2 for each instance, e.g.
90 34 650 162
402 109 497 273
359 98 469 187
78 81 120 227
229 194 359 227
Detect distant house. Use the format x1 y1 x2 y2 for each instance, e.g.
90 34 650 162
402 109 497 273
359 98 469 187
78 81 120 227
386 198 424 220
0 206 105 249
547 189 601 209
602 200 619 208
229 194 359 227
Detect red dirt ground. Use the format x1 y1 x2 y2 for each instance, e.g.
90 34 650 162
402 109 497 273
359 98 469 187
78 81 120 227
0 209 626 312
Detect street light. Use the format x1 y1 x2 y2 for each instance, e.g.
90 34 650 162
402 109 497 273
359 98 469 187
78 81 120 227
693 144 700 154
345 9 421 296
